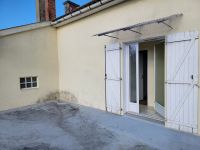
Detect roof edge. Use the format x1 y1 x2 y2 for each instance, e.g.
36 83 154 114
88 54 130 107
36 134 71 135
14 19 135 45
52 0 126 28
0 22 51 37
59 0 102 20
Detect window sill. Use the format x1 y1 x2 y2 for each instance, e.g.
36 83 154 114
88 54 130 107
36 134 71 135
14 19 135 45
20 87 39 91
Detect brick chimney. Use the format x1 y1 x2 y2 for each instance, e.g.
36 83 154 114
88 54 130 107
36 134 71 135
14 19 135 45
36 0 56 22
63 0 80 14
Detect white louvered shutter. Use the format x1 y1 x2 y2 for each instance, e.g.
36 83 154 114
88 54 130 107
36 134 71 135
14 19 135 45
166 31 199 134
105 43 121 115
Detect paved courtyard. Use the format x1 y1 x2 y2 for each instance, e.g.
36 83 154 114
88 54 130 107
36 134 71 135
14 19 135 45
0 101 199 150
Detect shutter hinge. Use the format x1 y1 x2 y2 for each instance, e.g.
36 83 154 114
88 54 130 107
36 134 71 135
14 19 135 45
105 74 107 80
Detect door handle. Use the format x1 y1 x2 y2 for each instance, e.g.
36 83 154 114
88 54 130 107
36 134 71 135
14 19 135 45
190 75 194 80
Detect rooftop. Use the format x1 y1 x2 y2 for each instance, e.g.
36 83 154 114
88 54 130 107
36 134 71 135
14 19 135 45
55 0 106 21
63 0 80 7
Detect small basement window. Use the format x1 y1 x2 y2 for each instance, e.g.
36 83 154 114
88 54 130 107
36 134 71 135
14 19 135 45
20 76 38 89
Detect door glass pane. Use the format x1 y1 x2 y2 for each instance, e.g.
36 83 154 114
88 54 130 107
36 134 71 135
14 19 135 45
129 44 137 103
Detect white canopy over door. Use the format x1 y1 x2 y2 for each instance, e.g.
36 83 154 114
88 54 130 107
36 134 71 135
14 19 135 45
124 43 139 114
166 31 199 134
105 43 121 115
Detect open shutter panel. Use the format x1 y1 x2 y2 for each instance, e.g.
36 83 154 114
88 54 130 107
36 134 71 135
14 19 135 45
166 31 199 134
105 43 121 115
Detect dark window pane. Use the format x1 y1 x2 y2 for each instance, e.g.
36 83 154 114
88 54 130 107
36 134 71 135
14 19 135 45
32 82 37 87
20 84 26 89
20 78 25 83
32 77 37 82
27 83 32 88
26 77 31 82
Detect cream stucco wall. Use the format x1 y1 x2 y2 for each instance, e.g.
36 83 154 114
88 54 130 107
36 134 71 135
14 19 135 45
0 26 59 110
57 0 200 133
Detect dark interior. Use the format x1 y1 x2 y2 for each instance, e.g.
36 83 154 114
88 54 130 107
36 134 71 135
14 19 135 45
139 51 148 105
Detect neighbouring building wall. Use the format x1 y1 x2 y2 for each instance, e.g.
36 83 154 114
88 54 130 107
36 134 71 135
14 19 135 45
36 0 56 22
57 0 200 133
0 26 59 110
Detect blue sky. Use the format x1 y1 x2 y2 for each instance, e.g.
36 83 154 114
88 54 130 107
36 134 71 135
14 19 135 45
0 0 90 30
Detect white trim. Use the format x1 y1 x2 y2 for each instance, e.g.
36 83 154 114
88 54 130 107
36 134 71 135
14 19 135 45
164 36 168 121
123 44 129 112
0 22 51 37
154 43 156 108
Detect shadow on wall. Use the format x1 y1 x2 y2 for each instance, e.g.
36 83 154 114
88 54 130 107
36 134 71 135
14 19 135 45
37 91 78 104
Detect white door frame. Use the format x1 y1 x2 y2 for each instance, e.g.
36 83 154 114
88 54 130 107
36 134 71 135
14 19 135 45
124 43 139 114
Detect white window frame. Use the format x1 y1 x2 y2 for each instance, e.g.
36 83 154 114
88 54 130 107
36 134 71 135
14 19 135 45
19 76 39 90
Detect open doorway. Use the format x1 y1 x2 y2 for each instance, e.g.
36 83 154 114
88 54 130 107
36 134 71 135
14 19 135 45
124 39 165 122
139 41 165 122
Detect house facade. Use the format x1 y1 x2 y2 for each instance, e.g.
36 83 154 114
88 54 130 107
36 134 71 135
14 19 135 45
0 0 200 135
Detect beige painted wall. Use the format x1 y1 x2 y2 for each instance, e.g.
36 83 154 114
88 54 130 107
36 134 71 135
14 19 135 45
0 26 59 110
57 0 200 133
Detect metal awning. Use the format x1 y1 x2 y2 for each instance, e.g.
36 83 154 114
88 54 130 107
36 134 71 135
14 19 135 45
94 13 183 39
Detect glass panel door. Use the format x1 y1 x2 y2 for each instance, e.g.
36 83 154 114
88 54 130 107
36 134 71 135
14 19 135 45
129 44 137 103
125 43 139 114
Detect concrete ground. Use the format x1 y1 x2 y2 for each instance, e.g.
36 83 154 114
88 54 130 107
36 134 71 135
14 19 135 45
0 102 199 150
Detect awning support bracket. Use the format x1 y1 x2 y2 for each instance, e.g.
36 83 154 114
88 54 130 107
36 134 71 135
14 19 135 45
103 34 119 39
125 29 142 35
159 21 174 29
93 14 183 37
